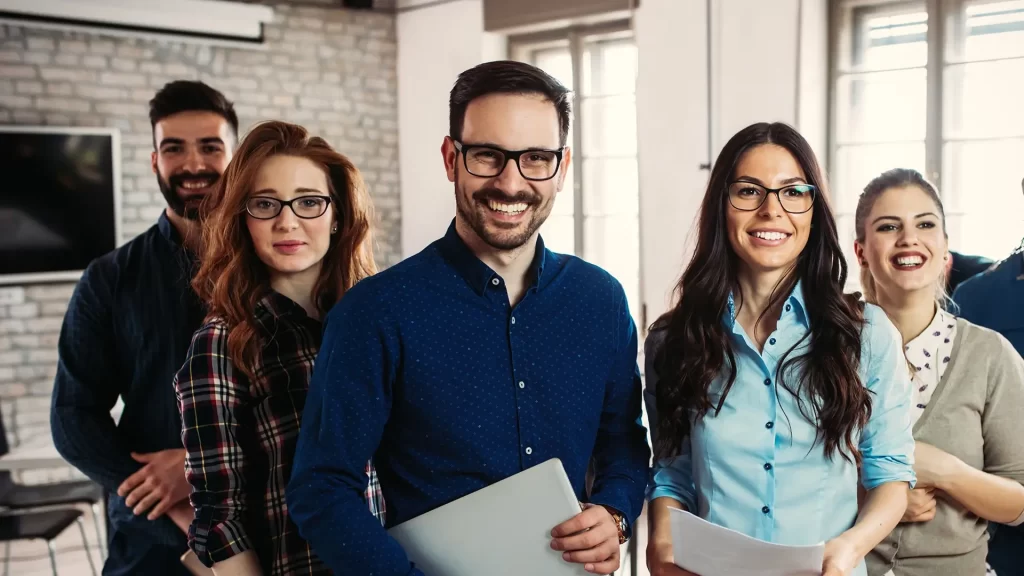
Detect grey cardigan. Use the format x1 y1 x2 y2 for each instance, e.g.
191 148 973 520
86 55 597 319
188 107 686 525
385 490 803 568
867 319 1024 576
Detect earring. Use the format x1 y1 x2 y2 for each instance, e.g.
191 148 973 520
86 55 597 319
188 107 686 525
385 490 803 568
331 225 338 234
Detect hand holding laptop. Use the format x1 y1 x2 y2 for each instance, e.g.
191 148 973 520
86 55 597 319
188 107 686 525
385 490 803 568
550 503 622 574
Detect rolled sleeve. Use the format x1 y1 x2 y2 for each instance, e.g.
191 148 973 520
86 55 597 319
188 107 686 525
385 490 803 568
858 305 917 491
643 329 697 510
174 321 256 566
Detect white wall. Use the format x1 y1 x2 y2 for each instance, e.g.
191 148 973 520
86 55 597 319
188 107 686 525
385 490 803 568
635 0 829 325
396 0 506 257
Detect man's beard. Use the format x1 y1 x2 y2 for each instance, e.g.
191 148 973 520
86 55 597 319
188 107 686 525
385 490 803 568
157 171 220 221
455 182 550 251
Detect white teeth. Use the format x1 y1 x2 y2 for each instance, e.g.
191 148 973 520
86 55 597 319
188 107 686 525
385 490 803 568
180 180 211 190
895 256 924 267
753 231 788 241
487 200 528 214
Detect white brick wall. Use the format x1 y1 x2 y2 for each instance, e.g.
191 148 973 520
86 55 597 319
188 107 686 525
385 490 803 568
0 1 401 482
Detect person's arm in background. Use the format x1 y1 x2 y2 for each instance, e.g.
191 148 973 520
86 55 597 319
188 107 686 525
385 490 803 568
175 322 263 575
50 262 146 492
552 289 651 575
824 307 915 575
286 285 423 576
641 330 698 576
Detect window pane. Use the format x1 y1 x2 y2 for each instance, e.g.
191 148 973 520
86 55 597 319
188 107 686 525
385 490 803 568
584 214 641 323
583 158 639 217
833 143 926 213
841 4 927 71
835 69 927 144
540 214 575 255
948 0 1024 62
533 47 574 91
582 39 636 97
581 95 637 157
942 139 1024 259
944 59 1024 139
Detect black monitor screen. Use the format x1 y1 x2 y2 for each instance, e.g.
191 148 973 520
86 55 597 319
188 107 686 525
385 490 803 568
0 129 118 283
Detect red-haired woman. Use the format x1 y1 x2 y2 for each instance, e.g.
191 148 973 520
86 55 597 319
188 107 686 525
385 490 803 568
174 121 381 575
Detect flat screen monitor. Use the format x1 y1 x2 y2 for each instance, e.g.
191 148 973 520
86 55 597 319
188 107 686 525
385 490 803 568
0 126 121 285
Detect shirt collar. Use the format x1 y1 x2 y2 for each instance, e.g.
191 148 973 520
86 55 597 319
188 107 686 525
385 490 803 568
905 307 956 353
437 219 554 297
724 279 809 331
256 289 313 322
157 210 181 246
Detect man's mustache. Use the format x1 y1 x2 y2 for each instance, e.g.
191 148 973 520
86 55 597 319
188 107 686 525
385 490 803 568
472 188 539 205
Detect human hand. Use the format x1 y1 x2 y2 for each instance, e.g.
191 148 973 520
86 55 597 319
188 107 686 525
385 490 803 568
902 487 937 522
117 449 190 520
646 542 698 576
821 535 860 576
550 504 621 574
913 442 962 489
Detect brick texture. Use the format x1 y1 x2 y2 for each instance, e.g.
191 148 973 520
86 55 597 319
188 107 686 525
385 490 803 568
0 1 399 482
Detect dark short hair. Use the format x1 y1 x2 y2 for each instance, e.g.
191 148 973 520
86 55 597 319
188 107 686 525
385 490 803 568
149 80 238 144
449 60 572 147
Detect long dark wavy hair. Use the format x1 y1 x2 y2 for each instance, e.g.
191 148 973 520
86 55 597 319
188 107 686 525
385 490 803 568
651 122 870 465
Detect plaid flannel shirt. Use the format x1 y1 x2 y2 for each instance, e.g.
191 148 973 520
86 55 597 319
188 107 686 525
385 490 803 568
175 291 385 575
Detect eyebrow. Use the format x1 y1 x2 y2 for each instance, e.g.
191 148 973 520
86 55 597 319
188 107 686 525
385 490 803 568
734 176 807 186
158 137 225 148
462 140 560 151
871 212 939 225
252 187 327 196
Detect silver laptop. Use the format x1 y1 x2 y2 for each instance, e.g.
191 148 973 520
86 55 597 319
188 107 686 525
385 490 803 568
387 458 590 576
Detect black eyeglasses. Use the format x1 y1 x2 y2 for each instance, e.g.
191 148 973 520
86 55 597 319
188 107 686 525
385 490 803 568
727 181 817 214
452 140 564 181
245 195 332 220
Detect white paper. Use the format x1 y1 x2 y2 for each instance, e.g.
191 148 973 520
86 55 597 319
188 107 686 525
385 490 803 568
669 508 824 576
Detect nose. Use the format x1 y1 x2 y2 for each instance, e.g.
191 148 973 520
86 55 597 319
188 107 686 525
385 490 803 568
492 157 527 192
757 191 785 218
272 204 300 230
896 225 919 246
182 146 206 173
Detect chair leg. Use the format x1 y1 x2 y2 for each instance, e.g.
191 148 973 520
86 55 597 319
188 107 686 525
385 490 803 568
47 539 58 576
89 503 105 561
76 517 98 576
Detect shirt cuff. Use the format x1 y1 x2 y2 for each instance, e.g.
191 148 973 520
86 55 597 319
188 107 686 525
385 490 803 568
860 456 917 491
190 518 254 568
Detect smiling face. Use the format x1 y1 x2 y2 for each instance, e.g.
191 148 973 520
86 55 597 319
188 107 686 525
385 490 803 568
245 154 336 282
442 92 570 251
855 185 948 300
726 144 814 277
151 110 234 220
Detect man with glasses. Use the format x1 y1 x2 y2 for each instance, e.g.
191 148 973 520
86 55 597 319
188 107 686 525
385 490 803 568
951 176 1024 576
288 61 650 576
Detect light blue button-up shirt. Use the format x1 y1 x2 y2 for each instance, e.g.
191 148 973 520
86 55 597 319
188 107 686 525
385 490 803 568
644 282 915 576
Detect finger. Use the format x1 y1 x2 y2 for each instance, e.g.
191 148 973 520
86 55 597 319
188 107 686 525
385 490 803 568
562 540 618 564
552 522 616 551
130 452 152 463
146 496 175 521
117 468 149 498
133 489 163 516
551 507 604 538
584 552 620 574
124 479 154 508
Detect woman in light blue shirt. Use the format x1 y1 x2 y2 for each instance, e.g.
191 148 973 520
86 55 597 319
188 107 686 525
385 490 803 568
644 122 916 576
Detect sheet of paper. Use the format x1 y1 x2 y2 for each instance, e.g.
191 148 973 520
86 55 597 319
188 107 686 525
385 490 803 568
669 507 824 576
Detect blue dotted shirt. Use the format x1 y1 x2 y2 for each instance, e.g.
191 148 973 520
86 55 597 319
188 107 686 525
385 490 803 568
287 220 651 576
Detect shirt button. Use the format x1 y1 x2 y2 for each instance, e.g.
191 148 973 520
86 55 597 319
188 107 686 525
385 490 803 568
764 463 772 471
762 506 770 514
768 337 777 346
785 304 791 312
763 378 771 386
491 278 500 286
525 447 532 455
511 317 516 325
765 421 774 429
518 381 525 389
